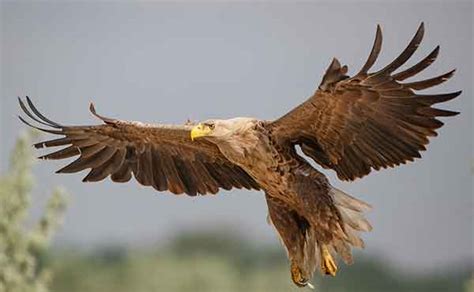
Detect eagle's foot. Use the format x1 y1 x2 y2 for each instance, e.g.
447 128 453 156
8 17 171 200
290 262 310 287
321 245 337 276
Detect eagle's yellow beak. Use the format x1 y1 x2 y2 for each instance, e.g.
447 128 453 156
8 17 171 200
190 123 212 141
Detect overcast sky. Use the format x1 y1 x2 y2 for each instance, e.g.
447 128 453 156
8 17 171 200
1 1 472 274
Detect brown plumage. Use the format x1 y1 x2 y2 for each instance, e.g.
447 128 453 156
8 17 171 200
19 99 259 196
18 23 460 288
270 23 460 181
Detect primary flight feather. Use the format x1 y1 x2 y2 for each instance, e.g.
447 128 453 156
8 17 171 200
19 23 460 287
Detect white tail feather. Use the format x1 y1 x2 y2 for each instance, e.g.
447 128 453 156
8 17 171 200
330 186 372 251
339 208 373 232
331 187 372 212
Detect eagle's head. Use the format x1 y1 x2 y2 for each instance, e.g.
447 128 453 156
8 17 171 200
190 117 257 141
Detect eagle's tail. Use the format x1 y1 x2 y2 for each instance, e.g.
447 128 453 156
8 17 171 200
320 187 372 275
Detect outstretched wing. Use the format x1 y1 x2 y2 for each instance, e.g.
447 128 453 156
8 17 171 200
269 23 460 181
18 97 260 195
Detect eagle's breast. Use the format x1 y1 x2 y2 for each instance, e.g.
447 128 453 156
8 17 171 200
215 122 291 192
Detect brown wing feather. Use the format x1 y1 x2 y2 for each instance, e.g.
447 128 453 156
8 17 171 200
269 23 460 181
19 97 260 195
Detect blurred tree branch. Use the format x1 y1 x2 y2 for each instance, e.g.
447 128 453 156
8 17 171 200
0 130 68 292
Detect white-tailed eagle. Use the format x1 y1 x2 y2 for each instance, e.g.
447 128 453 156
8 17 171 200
19 23 460 287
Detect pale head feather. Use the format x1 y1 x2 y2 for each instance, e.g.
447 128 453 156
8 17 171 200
202 117 258 139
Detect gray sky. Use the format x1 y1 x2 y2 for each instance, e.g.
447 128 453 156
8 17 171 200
1 1 472 274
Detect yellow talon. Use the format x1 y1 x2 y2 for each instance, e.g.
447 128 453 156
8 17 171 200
290 262 309 287
321 245 337 276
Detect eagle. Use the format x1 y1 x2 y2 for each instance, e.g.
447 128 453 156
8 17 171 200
18 23 460 288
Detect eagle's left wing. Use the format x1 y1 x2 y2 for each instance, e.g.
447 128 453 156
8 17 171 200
18 97 260 195
269 23 460 181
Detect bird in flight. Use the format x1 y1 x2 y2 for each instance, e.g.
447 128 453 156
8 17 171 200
19 23 460 288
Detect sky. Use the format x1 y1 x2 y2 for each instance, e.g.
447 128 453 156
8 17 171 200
1 1 472 274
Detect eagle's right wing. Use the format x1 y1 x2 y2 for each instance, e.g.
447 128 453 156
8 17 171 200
269 23 460 181
18 97 260 196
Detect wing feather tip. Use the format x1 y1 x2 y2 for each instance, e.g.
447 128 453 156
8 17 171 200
445 68 456 78
450 111 460 116
430 45 440 61
25 96 62 127
418 22 425 33
418 90 462 104
357 24 383 76
446 90 462 102
89 102 96 114
404 69 457 90
393 45 440 81
375 22 425 76
89 102 116 124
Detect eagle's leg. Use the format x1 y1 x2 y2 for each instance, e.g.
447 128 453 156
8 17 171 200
290 164 372 277
290 261 308 287
265 194 317 288
320 245 337 276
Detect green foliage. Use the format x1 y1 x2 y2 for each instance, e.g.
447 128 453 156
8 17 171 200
50 231 472 292
0 131 68 292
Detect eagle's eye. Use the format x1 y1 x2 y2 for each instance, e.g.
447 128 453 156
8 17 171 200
205 123 215 130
